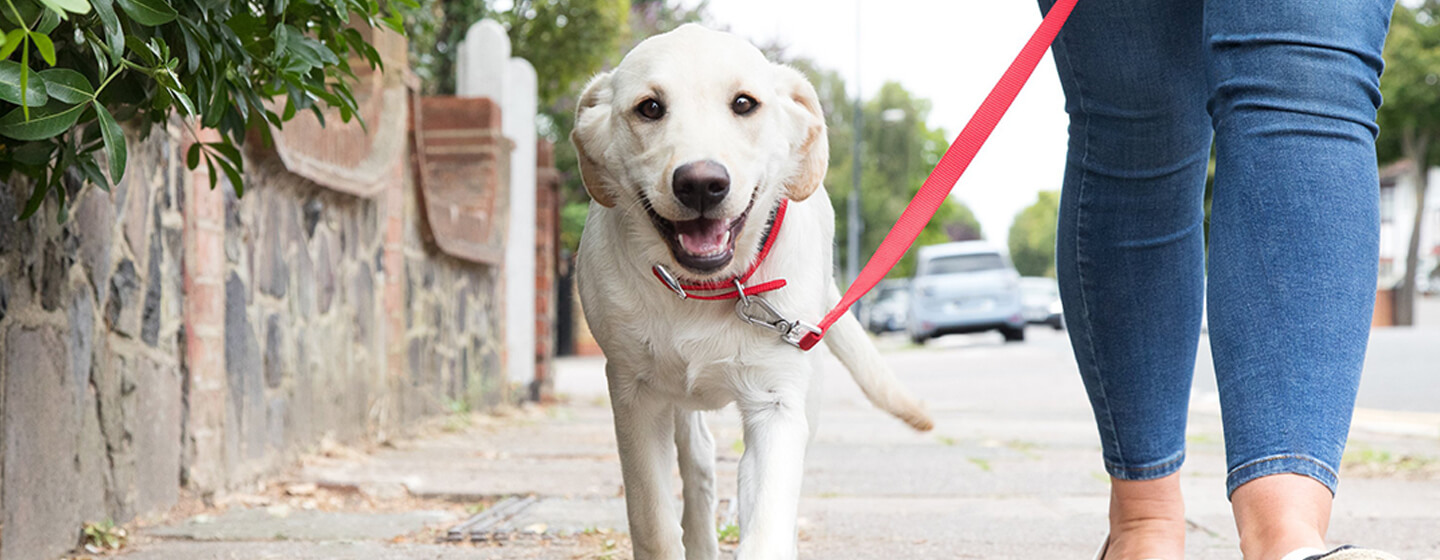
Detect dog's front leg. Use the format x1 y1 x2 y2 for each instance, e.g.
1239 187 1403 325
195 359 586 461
674 408 719 560
734 378 810 560
608 364 684 560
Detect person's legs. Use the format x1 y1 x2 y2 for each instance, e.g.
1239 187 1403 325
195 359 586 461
1204 0 1394 558
1040 0 1211 557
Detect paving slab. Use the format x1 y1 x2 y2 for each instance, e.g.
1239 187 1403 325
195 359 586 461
146 508 459 542
118 539 611 560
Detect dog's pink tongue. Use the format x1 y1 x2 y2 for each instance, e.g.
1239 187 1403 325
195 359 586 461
675 218 730 255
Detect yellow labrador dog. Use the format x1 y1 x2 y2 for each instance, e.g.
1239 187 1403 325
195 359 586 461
572 24 933 560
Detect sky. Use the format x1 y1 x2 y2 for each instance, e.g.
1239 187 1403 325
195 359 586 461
686 0 1071 246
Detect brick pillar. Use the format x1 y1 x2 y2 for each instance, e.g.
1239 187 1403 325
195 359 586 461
383 139 408 434
182 129 229 493
534 140 560 401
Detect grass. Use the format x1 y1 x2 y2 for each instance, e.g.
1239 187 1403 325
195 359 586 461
1005 439 1041 459
967 457 992 472
1185 433 1219 445
442 399 472 432
1343 448 1436 474
717 522 740 544
936 435 957 446
81 519 128 553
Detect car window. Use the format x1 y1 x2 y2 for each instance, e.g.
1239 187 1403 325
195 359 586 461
924 253 1005 275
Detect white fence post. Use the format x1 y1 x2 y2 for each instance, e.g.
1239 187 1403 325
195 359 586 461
455 20 538 390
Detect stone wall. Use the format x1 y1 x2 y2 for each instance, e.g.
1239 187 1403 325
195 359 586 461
0 26 561 558
1 127 189 560
0 123 513 560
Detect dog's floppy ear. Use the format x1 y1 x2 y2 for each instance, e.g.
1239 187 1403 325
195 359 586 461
571 72 618 208
776 65 829 202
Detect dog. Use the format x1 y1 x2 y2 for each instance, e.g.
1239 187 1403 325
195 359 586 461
571 24 934 560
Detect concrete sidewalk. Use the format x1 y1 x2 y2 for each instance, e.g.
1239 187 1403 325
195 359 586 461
118 329 1440 559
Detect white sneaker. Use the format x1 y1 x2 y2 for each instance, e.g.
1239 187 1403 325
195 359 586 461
1285 546 1401 560
1093 535 1168 560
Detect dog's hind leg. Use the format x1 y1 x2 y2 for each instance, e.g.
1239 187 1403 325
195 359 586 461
608 364 684 560
674 409 719 560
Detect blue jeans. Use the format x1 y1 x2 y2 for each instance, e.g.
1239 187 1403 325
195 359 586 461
1038 0 1393 497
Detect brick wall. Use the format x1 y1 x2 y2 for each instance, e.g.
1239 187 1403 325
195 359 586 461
534 141 561 401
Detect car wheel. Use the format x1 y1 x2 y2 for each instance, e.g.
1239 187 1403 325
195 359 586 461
1001 327 1026 342
910 334 928 346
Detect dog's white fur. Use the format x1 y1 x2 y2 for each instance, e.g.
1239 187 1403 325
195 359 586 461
572 24 933 560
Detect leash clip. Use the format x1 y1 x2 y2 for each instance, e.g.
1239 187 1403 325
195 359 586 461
733 278 818 348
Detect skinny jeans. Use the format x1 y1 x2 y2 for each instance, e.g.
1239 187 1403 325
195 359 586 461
1036 0 1395 496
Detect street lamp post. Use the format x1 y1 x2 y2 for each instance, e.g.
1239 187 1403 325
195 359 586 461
848 0 863 317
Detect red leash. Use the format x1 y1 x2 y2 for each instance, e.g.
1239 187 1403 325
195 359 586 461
797 0 1078 350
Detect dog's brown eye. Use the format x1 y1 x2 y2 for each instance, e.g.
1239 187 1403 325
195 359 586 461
636 99 666 120
732 94 758 115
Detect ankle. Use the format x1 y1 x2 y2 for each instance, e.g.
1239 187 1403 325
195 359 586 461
1237 519 1325 560
1105 474 1186 560
1231 474 1333 560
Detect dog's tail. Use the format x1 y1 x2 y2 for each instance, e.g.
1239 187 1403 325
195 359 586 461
822 289 934 432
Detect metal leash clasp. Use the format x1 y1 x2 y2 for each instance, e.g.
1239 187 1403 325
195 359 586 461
733 279 820 348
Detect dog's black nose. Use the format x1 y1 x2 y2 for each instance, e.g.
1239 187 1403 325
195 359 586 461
672 160 730 213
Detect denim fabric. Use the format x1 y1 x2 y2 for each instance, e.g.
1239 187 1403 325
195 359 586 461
1037 0 1394 497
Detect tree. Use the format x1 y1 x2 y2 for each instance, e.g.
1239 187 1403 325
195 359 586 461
815 79 982 278
1 0 401 221
1377 1 1440 326
408 0 628 107
1008 191 1059 277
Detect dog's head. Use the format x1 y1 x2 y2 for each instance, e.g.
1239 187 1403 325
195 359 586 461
571 24 828 277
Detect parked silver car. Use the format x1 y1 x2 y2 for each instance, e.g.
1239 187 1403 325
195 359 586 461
906 241 1027 344
862 280 910 334
1020 277 1065 330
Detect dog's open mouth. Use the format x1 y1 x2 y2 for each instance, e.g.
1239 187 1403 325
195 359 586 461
647 199 754 274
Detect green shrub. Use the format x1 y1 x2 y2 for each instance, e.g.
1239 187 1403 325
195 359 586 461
0 0 410 221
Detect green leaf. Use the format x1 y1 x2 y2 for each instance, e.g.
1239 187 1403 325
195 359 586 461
19 177 49 220
38 68 93 103
0 61 49 107
178 21 199 72
35 7 61 33
38 0 91 15
186 141 201 169
30 32 56 66
94 101 125 181
216 156 243 197
115 0 176 25
124 36 157 65
272 23 289 59
87 36 108 75
0 30 5 51
169 86 195 116
207 140 240 166
55 174 68 222
89 0 124 61
0 103 85 140
79 154 110 190
0 29 25 60
11 141 56 166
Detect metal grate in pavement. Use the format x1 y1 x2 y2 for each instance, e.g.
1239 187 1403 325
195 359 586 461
445 496 539 542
